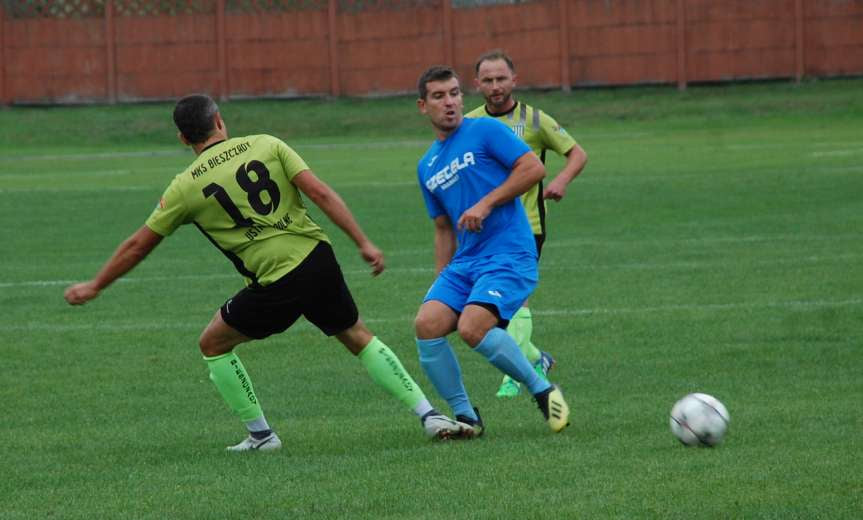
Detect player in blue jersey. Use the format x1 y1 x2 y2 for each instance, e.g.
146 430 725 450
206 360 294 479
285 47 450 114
413 66 571 436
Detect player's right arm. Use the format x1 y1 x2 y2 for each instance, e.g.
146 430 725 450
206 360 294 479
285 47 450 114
291 169 384 276
433 214 456 274
64 225 164 305
458 150 545 232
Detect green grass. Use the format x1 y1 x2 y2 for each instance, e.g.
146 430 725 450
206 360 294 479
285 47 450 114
2 78 862 519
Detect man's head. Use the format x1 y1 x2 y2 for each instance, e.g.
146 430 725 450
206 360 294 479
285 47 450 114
173 94 224 145
417 66 464 137
474 50 517 113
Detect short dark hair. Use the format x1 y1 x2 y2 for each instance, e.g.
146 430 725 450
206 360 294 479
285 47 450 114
417 66 459 100
173 94 219 144
475 49 515 74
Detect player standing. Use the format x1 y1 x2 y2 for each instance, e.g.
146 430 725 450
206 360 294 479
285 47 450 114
467 50 588 398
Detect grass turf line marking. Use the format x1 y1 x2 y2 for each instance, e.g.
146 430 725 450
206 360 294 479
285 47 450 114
6 298 860 332
4 249 859 288
0 132 655 163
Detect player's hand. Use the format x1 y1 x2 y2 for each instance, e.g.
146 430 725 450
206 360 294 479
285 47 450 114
543 179 568 202
457 202 491 232
359 242 385 276
64 281 100 305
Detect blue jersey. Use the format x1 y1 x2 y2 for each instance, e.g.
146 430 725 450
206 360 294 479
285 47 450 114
417 117 536 261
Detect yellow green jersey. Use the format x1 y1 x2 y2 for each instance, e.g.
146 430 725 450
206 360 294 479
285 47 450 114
465 101 577 235
145 135 329 287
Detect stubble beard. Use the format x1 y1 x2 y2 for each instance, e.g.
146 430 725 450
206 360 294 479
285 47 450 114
487 92 513 113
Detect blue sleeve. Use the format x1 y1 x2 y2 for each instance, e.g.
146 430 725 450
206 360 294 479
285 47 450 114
418 167 445 219
480 118 531 168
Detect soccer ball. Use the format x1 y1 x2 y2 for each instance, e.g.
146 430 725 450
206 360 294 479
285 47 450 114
669 393 730 446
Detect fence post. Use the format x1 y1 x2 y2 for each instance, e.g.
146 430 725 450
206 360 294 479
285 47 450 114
794 0 804 81
328 0 340 96
216 0 227 100
558 0 570 92
676 0 687 90
442 0 454 67
0 3 7 105
105 0 117 103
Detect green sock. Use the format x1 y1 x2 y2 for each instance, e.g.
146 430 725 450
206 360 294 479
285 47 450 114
506 306 542 364
204 352 264 423
358 337 426 411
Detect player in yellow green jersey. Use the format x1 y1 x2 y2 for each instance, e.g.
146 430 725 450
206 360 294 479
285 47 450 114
466 50 589 398
64 94 467 451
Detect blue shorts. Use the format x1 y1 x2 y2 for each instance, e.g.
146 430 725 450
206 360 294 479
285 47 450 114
424 253 538 322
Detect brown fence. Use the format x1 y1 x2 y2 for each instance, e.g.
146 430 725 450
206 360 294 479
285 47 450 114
1 0 862 105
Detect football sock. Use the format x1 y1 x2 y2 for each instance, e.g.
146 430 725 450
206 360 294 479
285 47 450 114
506 306 542 364
245 416 271 436
358 337 430 414
416 337 477 421
204 352 265 423
474 328 551 395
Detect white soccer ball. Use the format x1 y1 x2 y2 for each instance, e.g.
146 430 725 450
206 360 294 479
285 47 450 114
669 393 730 446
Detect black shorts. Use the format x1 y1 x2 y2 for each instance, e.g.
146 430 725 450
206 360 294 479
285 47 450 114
534 234 546 259
220 241 359 339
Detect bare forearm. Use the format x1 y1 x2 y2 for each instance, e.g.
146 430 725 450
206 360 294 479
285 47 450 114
312 189 370 248
456 153 545 232
482 154 544 208
434 229 456 274
544 145 588 201
92 238 151 290
557 145 587 183
65 225 162 305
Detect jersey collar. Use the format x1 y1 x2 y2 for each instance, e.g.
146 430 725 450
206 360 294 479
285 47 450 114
485 100 518 118
201 139 226 153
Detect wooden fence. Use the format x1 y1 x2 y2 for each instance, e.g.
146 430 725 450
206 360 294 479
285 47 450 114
1 0 862 104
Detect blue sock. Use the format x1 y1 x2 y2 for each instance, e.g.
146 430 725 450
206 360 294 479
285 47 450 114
474 328 551 395
416 337 477 420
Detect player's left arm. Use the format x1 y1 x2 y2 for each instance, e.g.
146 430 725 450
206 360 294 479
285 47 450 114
292 169 385 276
458 151 545 232
537 112 588 202
544 142 588 202
64 225 164 305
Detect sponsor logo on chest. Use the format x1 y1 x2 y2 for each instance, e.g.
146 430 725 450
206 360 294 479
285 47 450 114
511 123 525 138
425 152 475 192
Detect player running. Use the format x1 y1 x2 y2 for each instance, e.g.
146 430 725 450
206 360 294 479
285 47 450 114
413 66 571 436
64 94 464 451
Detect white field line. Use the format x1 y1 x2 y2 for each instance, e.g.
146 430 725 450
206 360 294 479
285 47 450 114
528 298 863 318
1 135 855 164
2 249 859 290
0 133 654 163
811 149 863 158
1 169 136 180
386 233 863 257
4 163 858 194
4 297 860 332
0 269 433 288
0 150 187 162
0 164 180 179
726 141 863 151
0 186 157 193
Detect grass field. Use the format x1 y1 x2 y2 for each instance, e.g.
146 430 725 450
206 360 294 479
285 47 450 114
2 79 862 519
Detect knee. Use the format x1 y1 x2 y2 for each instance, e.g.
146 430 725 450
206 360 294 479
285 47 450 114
335 320 373 355
199 333 232 358
457 322 488 348
414 313 436 339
